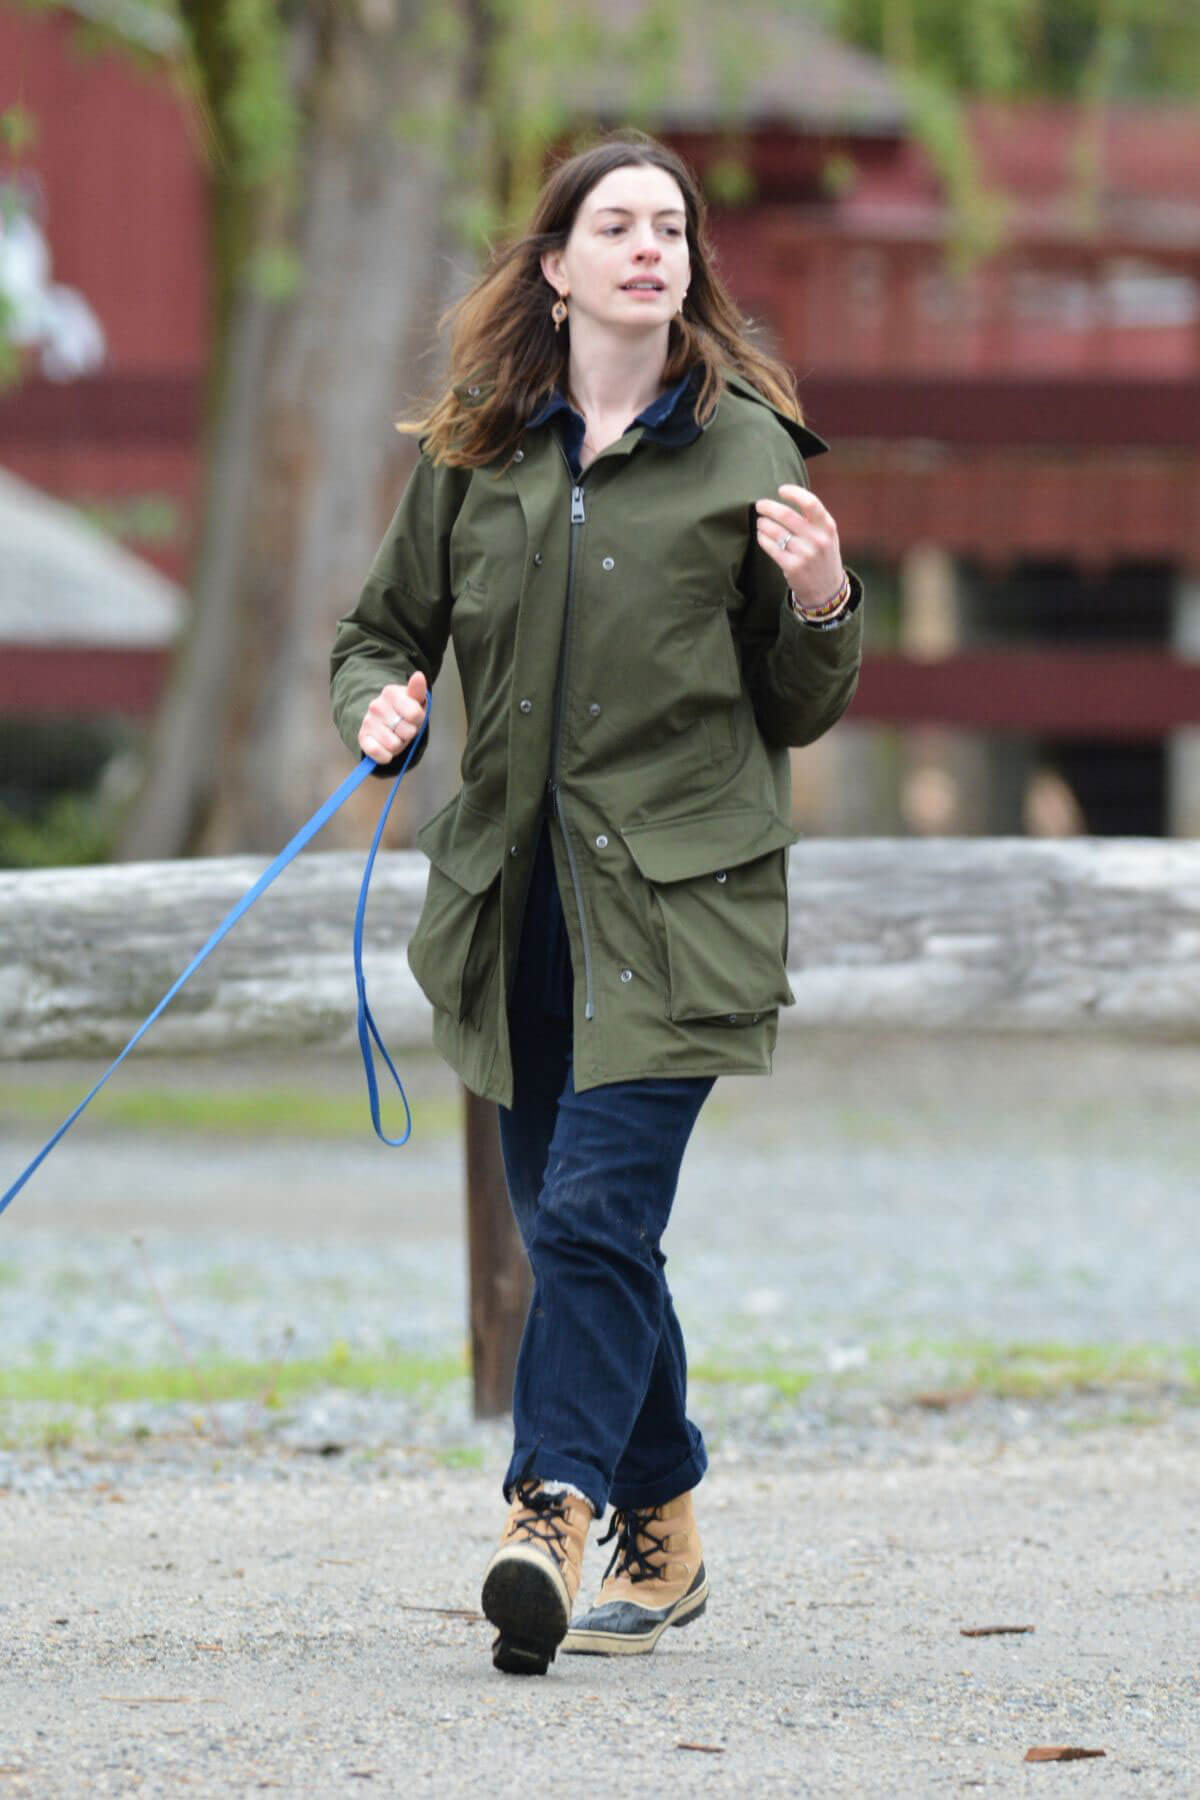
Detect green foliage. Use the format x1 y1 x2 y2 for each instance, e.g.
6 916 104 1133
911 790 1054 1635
247 239 303 302
705 152 757 209
802 0 1200 265
0 792 113 869
214 0 296 189
75 491 182 547
0 102 37 152
897 69 1009 269
816 0 1200 99
0 289 20 389
820 151 859 200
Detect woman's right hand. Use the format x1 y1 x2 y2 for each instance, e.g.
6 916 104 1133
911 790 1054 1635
358 669 429 764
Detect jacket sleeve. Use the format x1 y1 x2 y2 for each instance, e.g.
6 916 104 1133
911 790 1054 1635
733 447 864 750
329 450 468 778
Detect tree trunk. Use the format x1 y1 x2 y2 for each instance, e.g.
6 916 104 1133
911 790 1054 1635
118 0 474 861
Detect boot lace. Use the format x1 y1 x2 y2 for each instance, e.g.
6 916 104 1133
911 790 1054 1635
508 1455 572 1566
597 1503 668 1585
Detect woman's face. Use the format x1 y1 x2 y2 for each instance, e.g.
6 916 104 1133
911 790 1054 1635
542 163 691 338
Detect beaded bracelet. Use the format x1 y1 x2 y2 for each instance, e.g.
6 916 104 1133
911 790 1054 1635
789 570 851 622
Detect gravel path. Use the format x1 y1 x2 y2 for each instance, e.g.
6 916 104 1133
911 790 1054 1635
2 1030 1198 1793
1 1423 1198 1796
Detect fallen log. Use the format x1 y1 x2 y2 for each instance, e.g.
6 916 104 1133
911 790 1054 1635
3 838 1199 1059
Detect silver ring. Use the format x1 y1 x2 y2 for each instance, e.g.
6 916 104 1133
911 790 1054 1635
778 531 793 552
388 714 404 732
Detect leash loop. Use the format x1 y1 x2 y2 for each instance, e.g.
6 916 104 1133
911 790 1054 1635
1 701 429 1217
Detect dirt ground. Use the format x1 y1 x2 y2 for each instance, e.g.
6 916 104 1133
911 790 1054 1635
3 1420 1198 1797
3 1029 1199 1795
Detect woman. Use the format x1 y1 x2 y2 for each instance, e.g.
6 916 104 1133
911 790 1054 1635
330 130 863 1677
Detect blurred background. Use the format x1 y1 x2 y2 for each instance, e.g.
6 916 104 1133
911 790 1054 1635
3 0 1200 868
4 0 1200 1463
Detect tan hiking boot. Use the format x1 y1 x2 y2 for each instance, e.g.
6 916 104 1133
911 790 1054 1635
481 1476 593 1675
562 1488 707 1656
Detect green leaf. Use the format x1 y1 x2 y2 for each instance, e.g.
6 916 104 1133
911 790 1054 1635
247 241 303 302
0 103 37 153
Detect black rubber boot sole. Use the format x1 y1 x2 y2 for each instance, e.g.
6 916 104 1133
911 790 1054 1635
482 1554 569 1677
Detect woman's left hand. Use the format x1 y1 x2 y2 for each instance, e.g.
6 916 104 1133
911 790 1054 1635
755 484 845 611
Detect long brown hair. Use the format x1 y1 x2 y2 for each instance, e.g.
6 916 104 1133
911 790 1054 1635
400 130 804 468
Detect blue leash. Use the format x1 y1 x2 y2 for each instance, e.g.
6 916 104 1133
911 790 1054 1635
1 702 429 1219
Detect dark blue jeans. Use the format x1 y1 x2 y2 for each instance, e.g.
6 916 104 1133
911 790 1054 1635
497 821 712 1520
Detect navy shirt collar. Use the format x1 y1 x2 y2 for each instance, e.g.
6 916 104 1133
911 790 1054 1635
526 365 702 471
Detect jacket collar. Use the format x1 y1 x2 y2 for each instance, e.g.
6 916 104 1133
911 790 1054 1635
720 371 829 459
521 365 831 462
525 365 704 465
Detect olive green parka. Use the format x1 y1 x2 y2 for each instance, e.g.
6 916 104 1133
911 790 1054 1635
330 371 863 1106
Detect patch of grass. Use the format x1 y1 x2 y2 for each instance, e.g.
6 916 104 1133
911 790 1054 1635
889 1335 1199 1400
692 1337 1200 1404
965 1339 1168 1398
4 1337 1195 1424
433 1445 485 1469
0 1346 468 1411
50 1268 95 1298
690 1360 814 1398
0 1085 462 1141
199 1267 264 1304
1083 1407 1165 1431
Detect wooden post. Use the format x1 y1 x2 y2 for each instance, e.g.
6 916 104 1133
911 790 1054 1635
463 1085 531 1420
1168 570 1200 838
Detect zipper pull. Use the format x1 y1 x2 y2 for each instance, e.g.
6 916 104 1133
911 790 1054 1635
571 486 585 524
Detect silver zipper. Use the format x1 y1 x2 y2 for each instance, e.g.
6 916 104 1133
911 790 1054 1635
546 452 595 1021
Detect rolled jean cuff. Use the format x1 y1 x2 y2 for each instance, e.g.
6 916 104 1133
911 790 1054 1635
503 1447 606 1521
607 1435 708 1513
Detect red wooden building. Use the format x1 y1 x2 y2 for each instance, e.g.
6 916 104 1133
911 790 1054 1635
3 3 1199 835
685 101 1200 836
0 0 206 730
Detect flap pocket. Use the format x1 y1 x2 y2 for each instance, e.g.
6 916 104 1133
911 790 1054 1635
620 809 796 1023
416 792 506 893
621 809 797 885
409 793 505 1022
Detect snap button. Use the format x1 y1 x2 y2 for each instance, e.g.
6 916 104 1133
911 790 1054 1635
533 551 543 566
588 703 601 717
509 844 519 857
519 698 533 714
620 968 633 983
714 870 728 883
595 834 608 849
513 448 524 462
602 556 615 571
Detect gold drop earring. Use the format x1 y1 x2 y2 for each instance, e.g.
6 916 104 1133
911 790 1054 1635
551 293 569 332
